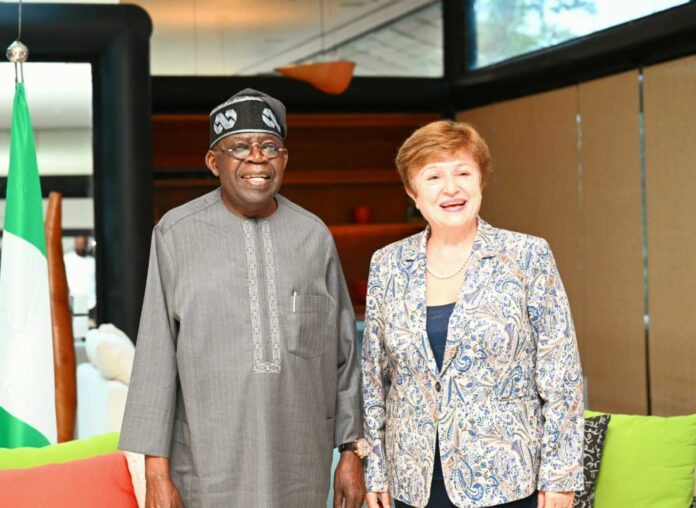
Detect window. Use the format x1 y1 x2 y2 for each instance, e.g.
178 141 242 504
471 0 689 69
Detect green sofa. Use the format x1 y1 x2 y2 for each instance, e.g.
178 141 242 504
585 411 696 508
1 413 695 508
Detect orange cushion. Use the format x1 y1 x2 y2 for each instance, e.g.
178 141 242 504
0 451 138 507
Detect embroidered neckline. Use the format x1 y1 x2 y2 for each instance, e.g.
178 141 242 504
242 220 282 373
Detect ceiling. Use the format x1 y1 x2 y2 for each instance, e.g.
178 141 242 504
0 0 441 132
1 0 442 76
296 0 441 76
127 0 442 76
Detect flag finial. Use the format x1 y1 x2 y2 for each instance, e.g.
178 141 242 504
6 40 28 84
6 40 28 63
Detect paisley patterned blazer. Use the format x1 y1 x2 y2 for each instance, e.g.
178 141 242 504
362 219 584 508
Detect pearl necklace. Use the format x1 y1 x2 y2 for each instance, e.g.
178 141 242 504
426 251 472 280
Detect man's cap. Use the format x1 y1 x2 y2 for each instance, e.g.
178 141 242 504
209 88 287 148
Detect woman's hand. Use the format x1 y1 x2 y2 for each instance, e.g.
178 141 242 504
365 491 392 508
538 490 575 508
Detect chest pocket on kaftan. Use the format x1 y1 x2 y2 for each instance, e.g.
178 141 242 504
286 294 334 359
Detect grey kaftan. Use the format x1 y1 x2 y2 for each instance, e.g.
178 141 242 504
119 190 362 508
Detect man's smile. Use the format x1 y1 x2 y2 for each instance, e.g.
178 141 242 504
239 170 274 187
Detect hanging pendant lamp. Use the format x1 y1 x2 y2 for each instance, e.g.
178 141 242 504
275 0 355 95
276 60 355 95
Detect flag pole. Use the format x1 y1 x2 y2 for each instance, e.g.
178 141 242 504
6 0 27 85
0 0 57 448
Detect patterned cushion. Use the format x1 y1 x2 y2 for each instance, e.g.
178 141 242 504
573 414 611 508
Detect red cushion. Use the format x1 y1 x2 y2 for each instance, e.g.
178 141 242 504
0 451 138 507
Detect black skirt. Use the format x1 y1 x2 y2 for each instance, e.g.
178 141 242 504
394 480 538 508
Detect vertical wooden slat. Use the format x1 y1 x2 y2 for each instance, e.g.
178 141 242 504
460 88 585 358
644 55 696 416
456 105 499 190
579 71 647 414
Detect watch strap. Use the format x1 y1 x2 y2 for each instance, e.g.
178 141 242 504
338 441 356 453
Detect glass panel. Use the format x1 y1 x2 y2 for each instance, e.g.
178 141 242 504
472 0 689 69
0 62 95 337
136 0 443 77
295 1 443 77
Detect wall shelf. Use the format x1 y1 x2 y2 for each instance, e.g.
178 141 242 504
152 112 437 312
154 169 401 186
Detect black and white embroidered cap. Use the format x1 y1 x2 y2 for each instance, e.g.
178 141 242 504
209 88 287 148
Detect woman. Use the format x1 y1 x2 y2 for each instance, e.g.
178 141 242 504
362 121 583 508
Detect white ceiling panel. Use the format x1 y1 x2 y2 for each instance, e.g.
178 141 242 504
128 0 441 76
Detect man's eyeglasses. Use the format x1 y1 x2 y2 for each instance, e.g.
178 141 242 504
215 141 286 160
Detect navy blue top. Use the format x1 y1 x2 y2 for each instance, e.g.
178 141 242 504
426 302 456 481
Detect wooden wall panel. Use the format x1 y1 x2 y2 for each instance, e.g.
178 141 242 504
281 185 410 225
331 223 424 309
455 106 497 158
154 178 410 225
152 113 438 171
644 56 696 416
460 88 586 357
457 60 696 416
152 113 432 295
456 105 499 192
579 71 647 414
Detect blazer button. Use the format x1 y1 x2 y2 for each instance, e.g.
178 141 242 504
435 381 441 392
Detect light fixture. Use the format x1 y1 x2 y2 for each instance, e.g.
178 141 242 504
276 0 355 95
276 60 355 95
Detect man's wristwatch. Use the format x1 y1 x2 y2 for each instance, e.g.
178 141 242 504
338 438 370 459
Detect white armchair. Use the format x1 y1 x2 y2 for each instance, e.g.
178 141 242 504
76 324 134 439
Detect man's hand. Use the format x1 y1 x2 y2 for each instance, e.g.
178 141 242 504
333 451 366 508
365 491 391 508
146 476 184 508
145 456 184 508
538 490 575 508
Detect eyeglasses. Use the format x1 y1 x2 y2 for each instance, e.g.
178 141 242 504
215 141 286 160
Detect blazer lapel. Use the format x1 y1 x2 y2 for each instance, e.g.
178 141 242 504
401 226 440 379
440 219 499 376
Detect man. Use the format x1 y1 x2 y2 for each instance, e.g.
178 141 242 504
120 89 367 508
63 235 96 312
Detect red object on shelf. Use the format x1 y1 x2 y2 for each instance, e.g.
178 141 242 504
329 223 425 294
351 205 373 224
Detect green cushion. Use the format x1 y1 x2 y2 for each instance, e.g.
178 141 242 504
0 432 120 471
585 410 696 508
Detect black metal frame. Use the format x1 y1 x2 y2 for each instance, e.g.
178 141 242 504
0 175 92 199
153 76 451 115
450 0 696 109
151 1 696 116
0 4 152 341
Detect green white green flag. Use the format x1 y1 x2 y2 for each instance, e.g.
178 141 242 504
0 82 56 447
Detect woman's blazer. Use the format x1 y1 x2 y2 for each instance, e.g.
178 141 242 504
362 219 584 508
